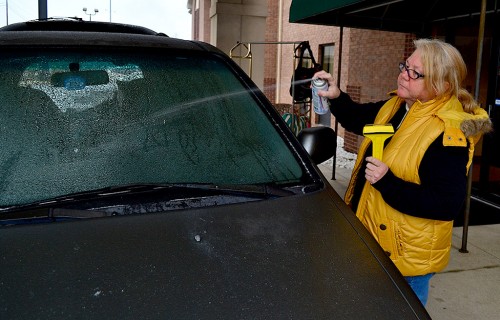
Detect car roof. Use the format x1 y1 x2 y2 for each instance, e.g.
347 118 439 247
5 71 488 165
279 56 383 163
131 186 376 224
0 18 220 55
0 18 161 35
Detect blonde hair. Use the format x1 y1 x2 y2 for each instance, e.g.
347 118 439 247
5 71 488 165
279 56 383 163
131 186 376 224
414 38 477 113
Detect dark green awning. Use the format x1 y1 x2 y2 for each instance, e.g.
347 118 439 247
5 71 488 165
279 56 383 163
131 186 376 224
289 0 365 24
289 0 495 36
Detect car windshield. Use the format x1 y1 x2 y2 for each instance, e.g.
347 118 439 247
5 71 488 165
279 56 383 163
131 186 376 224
0 49 303 207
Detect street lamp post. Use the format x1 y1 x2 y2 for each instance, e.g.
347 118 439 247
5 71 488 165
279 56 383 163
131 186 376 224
4 0 8 25
82 7 99 21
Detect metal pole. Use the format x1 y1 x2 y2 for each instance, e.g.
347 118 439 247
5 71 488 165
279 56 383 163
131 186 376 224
332 27 344 180
109 0 112 22
460 0 487 253
276 0 283 104
38 0 47 20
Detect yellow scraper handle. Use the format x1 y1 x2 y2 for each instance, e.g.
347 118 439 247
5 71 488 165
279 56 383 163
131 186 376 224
363 124 394 160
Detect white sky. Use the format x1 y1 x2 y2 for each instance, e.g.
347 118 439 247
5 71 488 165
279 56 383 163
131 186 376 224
0 0 192 39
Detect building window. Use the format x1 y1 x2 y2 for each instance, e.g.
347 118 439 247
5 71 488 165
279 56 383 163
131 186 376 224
320 44 334 73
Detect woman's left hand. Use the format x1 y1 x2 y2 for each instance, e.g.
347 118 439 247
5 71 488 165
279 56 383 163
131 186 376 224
365 156 389 184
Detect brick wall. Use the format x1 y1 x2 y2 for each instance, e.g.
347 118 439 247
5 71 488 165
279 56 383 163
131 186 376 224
277 1 413 154
404 34 417 60
341 29 409 153
195 0 414 155
279 0 341 109
347 29 407 101
264 0 279 102
344 85 361 153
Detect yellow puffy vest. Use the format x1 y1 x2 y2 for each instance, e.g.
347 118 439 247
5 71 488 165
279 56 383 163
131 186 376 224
345 94 476 276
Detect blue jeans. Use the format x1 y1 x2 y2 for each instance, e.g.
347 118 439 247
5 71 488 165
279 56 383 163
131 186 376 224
404 273 434 306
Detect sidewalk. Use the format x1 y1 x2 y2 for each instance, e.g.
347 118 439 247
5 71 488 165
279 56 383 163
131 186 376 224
318 162 500 320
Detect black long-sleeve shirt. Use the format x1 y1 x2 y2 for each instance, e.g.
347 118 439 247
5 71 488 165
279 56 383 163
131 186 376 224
330 92 469 221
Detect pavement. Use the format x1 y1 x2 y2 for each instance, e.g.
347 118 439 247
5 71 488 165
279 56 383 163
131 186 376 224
318 162 500 320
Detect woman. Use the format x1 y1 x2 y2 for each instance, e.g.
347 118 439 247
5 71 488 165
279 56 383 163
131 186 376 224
314 38 492 305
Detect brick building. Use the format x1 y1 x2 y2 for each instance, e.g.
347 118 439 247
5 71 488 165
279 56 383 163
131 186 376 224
186 0 419 153
187 0 500 215
186 1 485 152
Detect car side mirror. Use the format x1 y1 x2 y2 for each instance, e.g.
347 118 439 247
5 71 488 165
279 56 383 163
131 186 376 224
297 126 337 165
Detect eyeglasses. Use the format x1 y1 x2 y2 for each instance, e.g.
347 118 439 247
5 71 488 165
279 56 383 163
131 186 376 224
399 62 425 80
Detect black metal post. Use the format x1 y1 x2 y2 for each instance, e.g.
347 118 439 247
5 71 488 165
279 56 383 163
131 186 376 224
332 26 344 180
38 0 47 20
460 0 487 253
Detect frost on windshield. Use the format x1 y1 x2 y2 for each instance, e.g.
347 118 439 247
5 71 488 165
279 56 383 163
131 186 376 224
18 62 143 112
0 54 304 207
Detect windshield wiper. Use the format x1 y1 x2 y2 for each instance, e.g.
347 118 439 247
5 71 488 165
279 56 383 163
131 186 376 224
0 182 298 218
0 207 111 226
94 182 297 197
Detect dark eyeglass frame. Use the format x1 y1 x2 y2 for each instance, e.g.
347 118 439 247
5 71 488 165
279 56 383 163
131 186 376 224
399 62 425 80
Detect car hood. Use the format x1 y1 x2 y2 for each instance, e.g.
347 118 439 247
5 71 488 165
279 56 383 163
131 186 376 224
0 185 429 319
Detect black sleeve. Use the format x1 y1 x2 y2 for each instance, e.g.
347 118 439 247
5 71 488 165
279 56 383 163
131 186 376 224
372 135 469 221
329 91 386 135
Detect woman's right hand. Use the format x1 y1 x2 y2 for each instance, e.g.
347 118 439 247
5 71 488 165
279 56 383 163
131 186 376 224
313 70 341 99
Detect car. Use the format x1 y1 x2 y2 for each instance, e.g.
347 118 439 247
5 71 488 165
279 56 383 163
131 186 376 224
0 18 430 319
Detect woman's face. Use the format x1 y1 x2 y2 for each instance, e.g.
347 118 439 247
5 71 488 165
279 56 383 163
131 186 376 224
397 49 435 105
